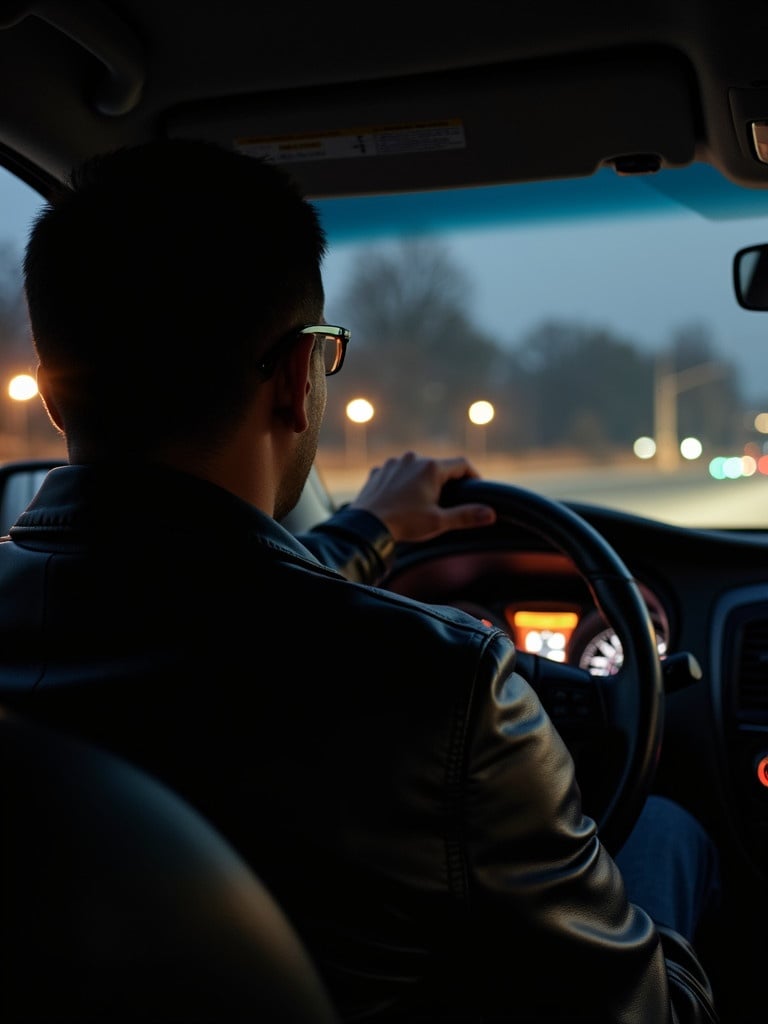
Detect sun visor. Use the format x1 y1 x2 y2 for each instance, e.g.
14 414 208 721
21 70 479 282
165 46 698 200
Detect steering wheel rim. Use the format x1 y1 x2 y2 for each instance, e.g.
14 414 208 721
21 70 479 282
405 477 665 857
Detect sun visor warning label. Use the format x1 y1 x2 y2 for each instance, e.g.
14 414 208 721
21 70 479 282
235 120 466 164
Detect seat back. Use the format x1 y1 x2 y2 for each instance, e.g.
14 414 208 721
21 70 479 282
0 707 338 1023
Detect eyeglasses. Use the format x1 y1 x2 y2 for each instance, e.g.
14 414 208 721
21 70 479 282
257 324 350 378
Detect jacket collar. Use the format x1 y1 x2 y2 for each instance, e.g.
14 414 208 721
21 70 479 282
9 462 319 564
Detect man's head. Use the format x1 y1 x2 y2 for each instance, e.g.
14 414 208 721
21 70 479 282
23 138 329 465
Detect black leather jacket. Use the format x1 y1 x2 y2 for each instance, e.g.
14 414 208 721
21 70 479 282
0 464 716 1023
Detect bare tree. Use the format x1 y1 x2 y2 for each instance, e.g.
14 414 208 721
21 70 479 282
326 239 504 448
0 241 30 367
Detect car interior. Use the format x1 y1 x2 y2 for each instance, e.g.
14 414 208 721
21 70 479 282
1 706 339 1023
2 1 768 1021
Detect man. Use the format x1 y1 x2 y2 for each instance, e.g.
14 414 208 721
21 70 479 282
0 138 718 1022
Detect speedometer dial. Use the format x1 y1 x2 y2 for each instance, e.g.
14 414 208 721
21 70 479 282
570 585 670 677
577 626 667 676
578 628 625 675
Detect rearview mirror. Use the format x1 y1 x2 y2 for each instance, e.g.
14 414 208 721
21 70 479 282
733 243 768 309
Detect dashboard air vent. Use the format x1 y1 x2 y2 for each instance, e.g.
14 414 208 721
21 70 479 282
734 615 768 717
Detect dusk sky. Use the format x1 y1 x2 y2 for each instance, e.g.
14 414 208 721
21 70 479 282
320 197 768 407
4 163 768 406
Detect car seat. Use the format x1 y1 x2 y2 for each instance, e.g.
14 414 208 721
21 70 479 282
0 706 338 1023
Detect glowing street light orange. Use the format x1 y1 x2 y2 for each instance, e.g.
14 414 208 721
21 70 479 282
468 400 494 426
467 400 494 456
345 398 374 466
8 373 38 402
346 398 374 425
7 373 38 456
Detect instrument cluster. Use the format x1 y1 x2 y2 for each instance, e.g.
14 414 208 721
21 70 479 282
385 550 671 678
453 589 669 676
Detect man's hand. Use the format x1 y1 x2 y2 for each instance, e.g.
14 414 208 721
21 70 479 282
348 451 497 542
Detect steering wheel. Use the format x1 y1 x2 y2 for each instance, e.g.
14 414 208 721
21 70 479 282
389 478 664 858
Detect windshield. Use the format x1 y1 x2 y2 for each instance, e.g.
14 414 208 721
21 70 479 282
1 159 768 530
314 164 768 530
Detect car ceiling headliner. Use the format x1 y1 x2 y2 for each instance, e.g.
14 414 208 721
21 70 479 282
2 0 768 203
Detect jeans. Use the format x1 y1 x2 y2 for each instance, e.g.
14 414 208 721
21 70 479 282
614 794 722 943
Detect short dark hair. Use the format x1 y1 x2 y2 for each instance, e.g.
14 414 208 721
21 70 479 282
23 138 328 453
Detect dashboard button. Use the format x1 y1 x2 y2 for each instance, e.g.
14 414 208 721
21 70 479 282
755 754 768 788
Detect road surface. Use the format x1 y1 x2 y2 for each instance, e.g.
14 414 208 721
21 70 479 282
319 457 768 530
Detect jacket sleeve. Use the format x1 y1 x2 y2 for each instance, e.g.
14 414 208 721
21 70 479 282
297 507 395 585
458 637 718 1024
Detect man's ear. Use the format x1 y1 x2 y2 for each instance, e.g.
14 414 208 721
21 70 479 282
35 364 64 433
273 333 316 433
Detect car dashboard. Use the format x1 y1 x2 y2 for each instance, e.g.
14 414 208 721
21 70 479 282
387 547 671 676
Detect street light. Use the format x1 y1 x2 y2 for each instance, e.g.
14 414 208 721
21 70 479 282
653 357 726 472
345 397 374 466
8 373 38 456
633 436 656 460
467 400 494 456
680 436 703 461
